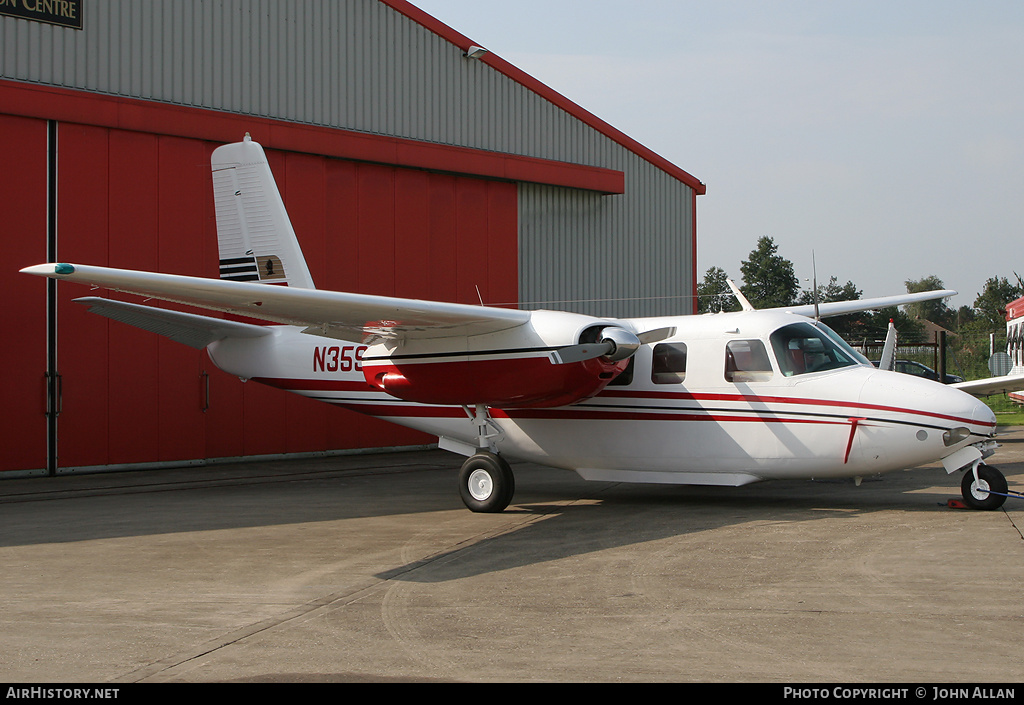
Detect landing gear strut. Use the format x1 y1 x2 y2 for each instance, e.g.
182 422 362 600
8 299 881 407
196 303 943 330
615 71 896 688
960 463 1008 511
455 404 515 513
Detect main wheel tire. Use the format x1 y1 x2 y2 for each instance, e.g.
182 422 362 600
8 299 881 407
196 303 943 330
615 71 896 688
459 452 514 513
961 464 1008 511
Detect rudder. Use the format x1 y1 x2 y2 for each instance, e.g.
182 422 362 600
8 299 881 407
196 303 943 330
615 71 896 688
211 135 316 289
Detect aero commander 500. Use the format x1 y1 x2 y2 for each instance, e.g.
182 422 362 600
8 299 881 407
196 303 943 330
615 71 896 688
21 137 1013 513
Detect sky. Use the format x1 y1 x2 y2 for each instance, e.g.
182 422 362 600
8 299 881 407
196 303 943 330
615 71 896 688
411 0 1024 309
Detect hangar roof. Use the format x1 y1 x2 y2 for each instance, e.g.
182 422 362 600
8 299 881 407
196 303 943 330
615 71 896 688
385 0 706 195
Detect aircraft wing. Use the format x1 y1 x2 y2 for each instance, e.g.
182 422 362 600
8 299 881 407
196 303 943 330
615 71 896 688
779 290 958 319
951 374 1024 397
21 263 531 343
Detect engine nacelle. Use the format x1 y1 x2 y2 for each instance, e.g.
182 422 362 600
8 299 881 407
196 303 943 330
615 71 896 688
364 354 628 408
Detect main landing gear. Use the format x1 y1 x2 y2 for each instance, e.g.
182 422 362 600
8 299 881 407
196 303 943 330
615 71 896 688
456 404 515 513
459 452 515 513
960 463 1008 511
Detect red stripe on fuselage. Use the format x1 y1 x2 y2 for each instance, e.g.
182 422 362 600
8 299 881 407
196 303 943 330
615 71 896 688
597 389 992 429
249 378 992 430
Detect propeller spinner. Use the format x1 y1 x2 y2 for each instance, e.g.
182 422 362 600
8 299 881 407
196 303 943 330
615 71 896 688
550 326 676 365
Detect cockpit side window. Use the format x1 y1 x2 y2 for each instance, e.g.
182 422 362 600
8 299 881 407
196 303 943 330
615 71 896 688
769 322 863 377
725 339 773 382
652 343 687 384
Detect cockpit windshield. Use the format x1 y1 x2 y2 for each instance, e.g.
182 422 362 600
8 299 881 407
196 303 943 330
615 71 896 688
769 322 871 377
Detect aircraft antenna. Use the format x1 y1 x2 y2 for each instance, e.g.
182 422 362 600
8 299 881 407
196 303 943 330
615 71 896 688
811 252 820 321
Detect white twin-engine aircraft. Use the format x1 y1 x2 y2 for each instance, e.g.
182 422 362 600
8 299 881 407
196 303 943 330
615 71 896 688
21 137 1011 513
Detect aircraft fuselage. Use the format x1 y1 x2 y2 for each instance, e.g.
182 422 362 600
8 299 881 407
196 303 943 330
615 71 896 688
207 308 997 487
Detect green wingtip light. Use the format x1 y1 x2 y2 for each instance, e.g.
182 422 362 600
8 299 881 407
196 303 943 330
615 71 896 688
54 263 76 275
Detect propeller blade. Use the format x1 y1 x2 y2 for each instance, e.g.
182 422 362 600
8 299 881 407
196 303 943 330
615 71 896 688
637 326 676 345
549 341 614 365
550 325 675 365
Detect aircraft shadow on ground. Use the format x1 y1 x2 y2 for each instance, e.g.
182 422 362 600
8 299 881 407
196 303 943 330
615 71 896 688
0 453 1017 573
374 460 1010 583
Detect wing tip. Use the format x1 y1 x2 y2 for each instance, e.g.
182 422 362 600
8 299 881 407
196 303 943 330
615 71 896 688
20 263 76 276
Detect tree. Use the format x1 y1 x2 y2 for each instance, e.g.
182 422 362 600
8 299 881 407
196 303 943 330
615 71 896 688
972 276 1023 330
954 305 976 329
739 236 799 309
904 275 954 328
697 266 741 314
798 276 861 308
861 306 925 343
798 276 863 339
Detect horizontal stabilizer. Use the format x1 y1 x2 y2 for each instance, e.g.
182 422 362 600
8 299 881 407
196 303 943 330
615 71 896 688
74 297 271 349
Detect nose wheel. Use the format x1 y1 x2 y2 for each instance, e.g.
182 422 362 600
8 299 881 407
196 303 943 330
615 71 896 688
960 464 1008 510
459 452 515 513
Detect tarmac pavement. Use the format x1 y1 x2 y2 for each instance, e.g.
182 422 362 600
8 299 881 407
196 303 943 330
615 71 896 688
1 429 1023 683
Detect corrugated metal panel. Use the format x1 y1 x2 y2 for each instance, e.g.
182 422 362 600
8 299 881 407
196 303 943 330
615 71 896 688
1 0 695 317
519 157 694 319
2 1 626 164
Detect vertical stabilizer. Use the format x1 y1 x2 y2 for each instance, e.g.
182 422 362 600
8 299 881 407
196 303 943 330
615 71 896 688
212 135 316 289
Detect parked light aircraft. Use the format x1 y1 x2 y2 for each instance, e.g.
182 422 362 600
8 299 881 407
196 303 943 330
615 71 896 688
21 137 1013 512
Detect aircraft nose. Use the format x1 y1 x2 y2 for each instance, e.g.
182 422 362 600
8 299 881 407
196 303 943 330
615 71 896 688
936 382 996 434
861 369 995 436
970 394 997 428
944 387 997 441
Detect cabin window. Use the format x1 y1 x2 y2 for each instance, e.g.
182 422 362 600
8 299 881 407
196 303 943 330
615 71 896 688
769 322 865 377
725 339 773 382
651 343 687 384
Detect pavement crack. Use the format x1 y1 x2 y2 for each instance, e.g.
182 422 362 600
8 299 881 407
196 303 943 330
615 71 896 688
117 507 557 683
1003 507 1024 541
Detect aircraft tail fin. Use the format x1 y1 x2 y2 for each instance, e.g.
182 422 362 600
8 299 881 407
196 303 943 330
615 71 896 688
211 135 316 290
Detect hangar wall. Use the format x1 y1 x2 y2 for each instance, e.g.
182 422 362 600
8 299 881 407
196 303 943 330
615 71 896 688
1 111 519 474
0 0 702 475
2 0 703 319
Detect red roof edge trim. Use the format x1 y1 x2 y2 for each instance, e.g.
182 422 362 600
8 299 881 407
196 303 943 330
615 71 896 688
383 0 706 195
0 79 624 195
1005 295 1024 322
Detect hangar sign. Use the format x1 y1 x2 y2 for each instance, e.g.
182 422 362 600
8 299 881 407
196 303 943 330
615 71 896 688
0 0 82 30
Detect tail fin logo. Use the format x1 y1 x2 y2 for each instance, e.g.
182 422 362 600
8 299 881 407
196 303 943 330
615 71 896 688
257 255 286 281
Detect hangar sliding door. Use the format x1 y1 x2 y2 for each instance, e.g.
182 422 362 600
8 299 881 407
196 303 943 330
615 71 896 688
0 115 48 473
52 124 217 470
4 120 518 474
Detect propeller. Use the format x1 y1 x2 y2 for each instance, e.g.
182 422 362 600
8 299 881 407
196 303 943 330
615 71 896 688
549 326 676 365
